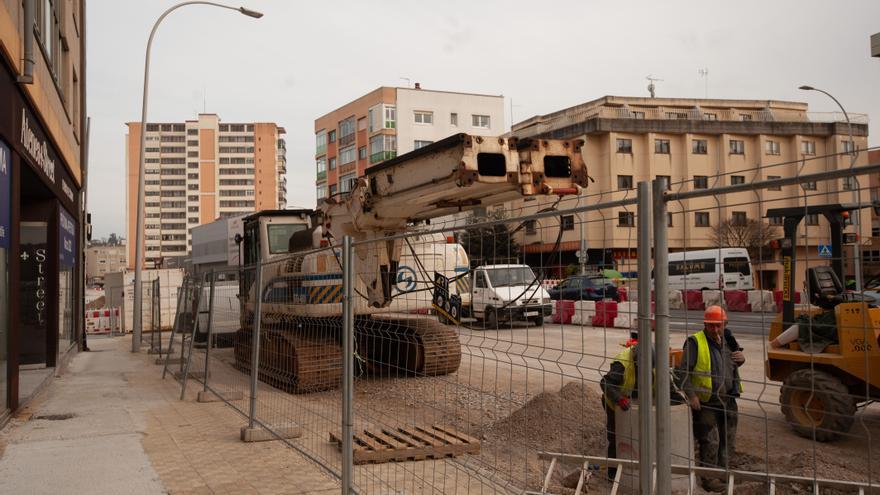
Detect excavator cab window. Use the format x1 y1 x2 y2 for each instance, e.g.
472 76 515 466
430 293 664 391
243 219 260 265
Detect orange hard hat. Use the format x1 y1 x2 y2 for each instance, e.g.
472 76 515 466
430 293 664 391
703 305 728 324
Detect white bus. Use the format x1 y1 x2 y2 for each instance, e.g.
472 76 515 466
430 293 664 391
666 248 754 291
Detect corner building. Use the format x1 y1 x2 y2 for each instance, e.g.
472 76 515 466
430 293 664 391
126 114 287 269
0 0 88 421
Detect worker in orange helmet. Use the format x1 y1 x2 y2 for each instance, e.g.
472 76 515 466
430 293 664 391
674 305 745 492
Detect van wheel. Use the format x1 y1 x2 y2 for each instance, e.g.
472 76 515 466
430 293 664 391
530 316 544 327
485 309 499 329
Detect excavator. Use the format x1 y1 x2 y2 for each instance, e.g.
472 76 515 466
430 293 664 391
233 133 589 393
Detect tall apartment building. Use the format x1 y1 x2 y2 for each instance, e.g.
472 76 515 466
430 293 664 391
314 85 504 200
0 0 88 418
126 114 287 269
508 96 870 290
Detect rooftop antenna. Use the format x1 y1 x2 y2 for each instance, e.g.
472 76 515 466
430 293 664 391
399 77 411 88
698 68 709 98
646 75 663 98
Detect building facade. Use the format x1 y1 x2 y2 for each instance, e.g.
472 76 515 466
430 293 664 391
85 243 126 285
314 85 504 200
508 96 870 290
126 114 287 269
0 0 87 420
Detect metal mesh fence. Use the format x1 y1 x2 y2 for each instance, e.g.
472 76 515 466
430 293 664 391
166 146 880 494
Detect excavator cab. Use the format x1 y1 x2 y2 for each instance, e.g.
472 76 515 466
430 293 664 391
766 203 880 442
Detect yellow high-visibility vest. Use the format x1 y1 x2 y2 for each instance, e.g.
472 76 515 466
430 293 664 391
604 347 636 409
691 330 743 402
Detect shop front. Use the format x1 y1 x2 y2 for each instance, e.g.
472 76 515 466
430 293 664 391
0 57 82 415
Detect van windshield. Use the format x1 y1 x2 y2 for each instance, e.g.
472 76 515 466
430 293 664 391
724 256 751 275
486 267 537 287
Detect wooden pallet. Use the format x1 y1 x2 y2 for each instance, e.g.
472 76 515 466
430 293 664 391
329 425 480 464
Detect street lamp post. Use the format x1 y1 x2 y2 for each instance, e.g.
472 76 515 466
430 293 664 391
132 2 263 352
798 85 862 292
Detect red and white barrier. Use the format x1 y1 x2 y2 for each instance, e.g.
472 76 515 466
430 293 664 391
570 300 596 325
85 307 121 335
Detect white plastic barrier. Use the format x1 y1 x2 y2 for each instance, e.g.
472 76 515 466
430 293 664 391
747 290 776 312
668 290 684 310
702 290 722 308
571 300 596 325
616 301 637 317
613 314 635 329
85 308 121 335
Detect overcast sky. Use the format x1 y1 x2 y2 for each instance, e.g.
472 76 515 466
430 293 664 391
85 0 880 239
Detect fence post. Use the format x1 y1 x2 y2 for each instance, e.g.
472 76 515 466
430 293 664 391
203 270 216 393
341 236 355 494
652 178 671 494
248 257 264 430
636 181 654 494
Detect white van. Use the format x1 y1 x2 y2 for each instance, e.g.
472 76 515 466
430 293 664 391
470 264 552 327
666 248 754 291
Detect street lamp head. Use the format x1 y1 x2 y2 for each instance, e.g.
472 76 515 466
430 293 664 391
798 85 815 91
239 7 263 18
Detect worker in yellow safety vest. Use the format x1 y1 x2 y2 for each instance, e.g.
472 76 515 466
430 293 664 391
675 305 745 493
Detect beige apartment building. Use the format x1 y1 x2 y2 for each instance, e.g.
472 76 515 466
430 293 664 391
508 96 871 290
314 85 504 199
85 243 126 285
126 114 287 269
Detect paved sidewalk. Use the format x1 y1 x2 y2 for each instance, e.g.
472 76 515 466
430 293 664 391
0 336 339 495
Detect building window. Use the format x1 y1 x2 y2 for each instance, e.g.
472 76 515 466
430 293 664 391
450 113 458 126
693 175 709 189
802 181 817 191
843 140 856 153
317 185 327 200
656 175 671 190
765 140 780 155
414 140 434 150
339 173 357 193
667 213 674 227
704 113 718 120
357 117 367 131
768 215 783 226
525 220 536 235
384 106 396 128
655 139 670 154
740 114 753 121
339 146 356 165
618 212 635 227
316 157 326 174
801 140 816 155
328 130 336 143
843 176 856 191
692 139 708 154
329 184 337 196
339 117 356 146
414 111 433 125
472 114 491 128
632 111 645 119
616 138 633 153
329 157 337 170
729 140 745 155
561 215 575 231
35 0 62 84
732 211 747 226
767 175 781 191
731 175 745 185
695 212 710 227
358 146 367 160
806 214 819 226
617 175 633 190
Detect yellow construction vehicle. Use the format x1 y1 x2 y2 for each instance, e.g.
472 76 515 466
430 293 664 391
766 203 880 441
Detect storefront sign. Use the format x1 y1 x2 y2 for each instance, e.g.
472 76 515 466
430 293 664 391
0 140 9 249
19 108 55 184
59 207 76 267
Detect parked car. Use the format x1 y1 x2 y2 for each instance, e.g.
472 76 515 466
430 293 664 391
548 275 619 302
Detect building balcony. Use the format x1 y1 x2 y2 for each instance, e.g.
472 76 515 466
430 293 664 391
339 133 356 147
370 150 397 164
316 145 327 156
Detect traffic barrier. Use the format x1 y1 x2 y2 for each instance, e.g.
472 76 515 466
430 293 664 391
684 290 704 310
773 290 801 312
702 290 723 308
542 279 562 291
617 287 628 302
570 300 596 325
747 290 776 312
668 290 684 310
85 307 121 335
724 290 751 312
591 300 619 327
552 300 574 324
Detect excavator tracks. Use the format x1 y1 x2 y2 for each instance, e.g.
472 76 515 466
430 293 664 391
234 313 461 393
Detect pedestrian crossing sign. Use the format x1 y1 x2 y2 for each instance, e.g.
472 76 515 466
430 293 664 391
818 245 833 258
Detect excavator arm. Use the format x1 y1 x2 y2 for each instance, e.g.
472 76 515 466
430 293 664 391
318 133 588 308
